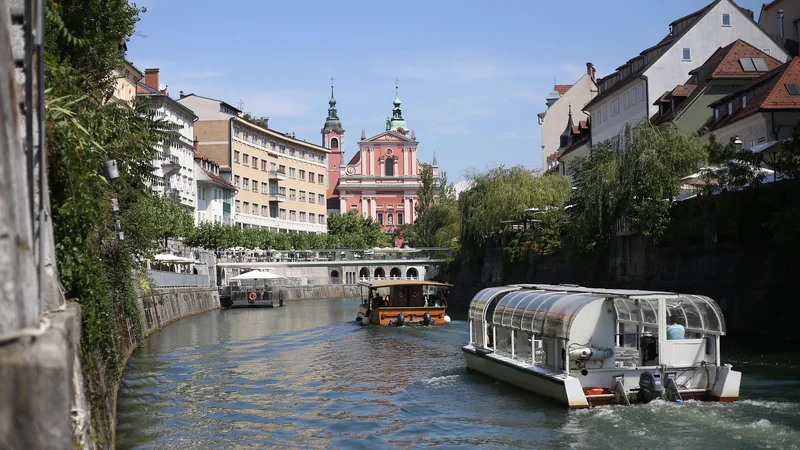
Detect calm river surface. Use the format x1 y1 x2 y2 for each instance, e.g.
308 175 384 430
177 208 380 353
116 298 800 449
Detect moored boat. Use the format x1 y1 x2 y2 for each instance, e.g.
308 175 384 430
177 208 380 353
357 280 453 326
463 284 741 408
221 269 286 308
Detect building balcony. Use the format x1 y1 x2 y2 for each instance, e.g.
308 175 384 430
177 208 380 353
268 170 286 181
268 192 286 202
164 188 181 201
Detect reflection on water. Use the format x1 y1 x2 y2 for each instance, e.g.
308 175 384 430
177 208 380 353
116 298 800 449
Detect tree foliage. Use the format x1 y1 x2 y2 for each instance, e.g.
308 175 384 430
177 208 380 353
184 212 389 251
703 134 765 191
565 122 707 260
459 166 571 252
404 164 458 248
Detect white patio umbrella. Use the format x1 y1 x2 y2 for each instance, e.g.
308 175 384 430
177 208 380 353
229 270 286 280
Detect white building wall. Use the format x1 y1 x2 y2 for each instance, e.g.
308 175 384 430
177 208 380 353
590 0 790 144
540 73 595 168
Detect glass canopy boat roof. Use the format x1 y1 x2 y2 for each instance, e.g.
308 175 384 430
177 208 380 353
469 284 726 340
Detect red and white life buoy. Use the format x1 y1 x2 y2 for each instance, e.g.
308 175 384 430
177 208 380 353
248 292 257 303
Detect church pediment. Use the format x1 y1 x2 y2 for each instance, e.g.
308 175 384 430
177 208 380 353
362 130 414 144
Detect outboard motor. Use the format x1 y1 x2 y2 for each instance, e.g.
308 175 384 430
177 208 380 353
422 311 432 326
396 313 405 327
638 371 664 403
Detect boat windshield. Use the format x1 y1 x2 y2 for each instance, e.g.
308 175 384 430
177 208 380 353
613 294 725 335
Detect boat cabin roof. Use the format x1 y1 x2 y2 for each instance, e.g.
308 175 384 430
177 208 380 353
358 280 453 289
469 285 726 340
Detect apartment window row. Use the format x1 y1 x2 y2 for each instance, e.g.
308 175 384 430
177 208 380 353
285 210 325 224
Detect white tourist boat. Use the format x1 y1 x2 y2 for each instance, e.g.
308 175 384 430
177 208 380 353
222 270 287 308
462 284 741 408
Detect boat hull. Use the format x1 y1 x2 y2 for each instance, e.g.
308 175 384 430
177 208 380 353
358 305 447 326
462 345 741 408
462 345 589 408
229 298 283 308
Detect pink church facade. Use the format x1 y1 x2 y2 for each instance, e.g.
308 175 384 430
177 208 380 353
323 84 437 234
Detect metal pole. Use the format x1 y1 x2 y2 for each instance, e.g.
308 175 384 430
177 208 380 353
24 0 34 226
35 0 46 315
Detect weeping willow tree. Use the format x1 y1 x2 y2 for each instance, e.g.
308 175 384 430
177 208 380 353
564 121 707 267
457 167 571 271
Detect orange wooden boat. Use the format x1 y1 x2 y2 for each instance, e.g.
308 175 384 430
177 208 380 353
356 280 453 326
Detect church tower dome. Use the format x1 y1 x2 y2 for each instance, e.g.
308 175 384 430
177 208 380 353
386 80 409 134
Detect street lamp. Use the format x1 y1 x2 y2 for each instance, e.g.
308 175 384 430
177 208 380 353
733 136 743 152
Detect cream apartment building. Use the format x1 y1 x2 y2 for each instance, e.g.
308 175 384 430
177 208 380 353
177 94 329 233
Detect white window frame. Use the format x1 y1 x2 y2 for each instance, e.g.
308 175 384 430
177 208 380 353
722 13 730 26
682 48 691 61
624 93 630 110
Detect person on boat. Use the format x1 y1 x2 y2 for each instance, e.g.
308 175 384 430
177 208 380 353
383 296 391 307
667 315 685 340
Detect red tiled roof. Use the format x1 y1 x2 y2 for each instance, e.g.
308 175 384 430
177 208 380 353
671 84 696 97
704 57 800 132
656 91 672 103
555 85 573 95
710 40 784 78
760 58 800 109
652 41 780 127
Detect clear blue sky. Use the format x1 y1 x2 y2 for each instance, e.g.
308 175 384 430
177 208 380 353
127 0 768 182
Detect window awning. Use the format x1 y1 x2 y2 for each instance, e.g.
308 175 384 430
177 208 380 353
491 290 607 340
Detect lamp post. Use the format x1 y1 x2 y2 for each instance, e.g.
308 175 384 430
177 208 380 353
733 136 743 152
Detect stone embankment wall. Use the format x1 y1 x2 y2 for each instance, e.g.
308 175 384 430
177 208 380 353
137 288 219 336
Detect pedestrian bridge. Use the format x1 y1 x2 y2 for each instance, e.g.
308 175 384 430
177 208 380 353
216 248 450 286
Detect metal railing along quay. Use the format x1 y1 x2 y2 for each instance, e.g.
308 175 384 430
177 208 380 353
147 269 209 288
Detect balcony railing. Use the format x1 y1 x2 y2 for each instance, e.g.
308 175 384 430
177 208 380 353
147 269 209 288
268 170 287 180
269 192 286 202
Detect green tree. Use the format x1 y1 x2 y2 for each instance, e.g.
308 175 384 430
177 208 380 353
410 164 458 247
327 211 388 248
565 122 707 262
774 120 800 180
703 134 765 191
459 166 571 252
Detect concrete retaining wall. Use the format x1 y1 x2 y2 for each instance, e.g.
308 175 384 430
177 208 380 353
136 287 220 336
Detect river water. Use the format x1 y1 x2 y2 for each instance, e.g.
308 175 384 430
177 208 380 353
116 298 800 449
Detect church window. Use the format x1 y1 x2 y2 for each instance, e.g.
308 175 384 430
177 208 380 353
378 213 383 224
385 158 394 176
331 138 339 148
398 213 403 225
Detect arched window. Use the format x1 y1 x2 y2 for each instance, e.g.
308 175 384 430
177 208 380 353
390 268 402 279
330 270 340 283
406 268 418 280
330 138 339 149
374 267 386 279
385 157 394 176
359 267 370 280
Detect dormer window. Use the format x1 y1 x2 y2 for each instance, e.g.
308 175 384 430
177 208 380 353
741 96 747 108
714 109 719 120
727 102 733 115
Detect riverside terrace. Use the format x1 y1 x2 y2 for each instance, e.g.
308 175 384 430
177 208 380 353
216 247 451 286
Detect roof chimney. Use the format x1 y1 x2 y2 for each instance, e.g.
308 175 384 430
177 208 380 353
179 90 185 98
586 62 596 82
778 9 785 38
144 68 159 90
